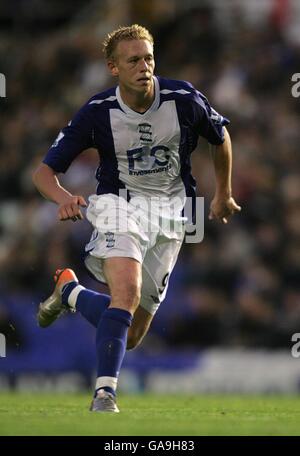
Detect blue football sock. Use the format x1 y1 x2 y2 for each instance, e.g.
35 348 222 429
95 307 132 396
61 282 78 305
77 290 110 327
62 283 110 327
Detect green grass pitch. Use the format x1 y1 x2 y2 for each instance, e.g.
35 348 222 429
0 393 300 436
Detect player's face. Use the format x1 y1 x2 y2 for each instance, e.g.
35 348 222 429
109 39 155 94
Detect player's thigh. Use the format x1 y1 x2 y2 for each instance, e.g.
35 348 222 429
127 306 154 350
103 257 142 313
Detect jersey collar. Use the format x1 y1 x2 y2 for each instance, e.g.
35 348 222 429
116 76 160 117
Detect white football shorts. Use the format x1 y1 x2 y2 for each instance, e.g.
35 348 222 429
84 193 185 315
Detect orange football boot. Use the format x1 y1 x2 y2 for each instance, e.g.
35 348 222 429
37 269 78 328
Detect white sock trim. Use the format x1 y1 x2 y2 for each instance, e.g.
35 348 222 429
68 285 85 309
96 376 118 391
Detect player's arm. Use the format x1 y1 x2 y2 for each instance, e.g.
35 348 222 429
209 127 241 224
33 103 94 221
32 163 87 222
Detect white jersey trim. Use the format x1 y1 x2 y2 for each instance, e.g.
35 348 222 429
116 76 160 117
89 96 117 105
160 88 190 95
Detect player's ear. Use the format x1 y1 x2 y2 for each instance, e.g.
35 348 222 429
107 59 119 77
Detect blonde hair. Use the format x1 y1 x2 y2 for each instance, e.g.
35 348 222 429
102 24 154 60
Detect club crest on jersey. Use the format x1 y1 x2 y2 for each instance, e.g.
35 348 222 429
138 123 152 144
104 231 115 248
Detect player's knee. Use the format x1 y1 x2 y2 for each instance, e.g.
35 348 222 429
111 282 141 312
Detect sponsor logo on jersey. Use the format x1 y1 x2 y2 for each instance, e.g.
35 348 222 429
127 144 171 175
129 163 172 176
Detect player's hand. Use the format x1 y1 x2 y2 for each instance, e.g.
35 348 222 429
58 195 87 222
209 195 241 224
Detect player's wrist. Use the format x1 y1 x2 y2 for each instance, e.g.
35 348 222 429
214 187 232 200
55 192 75 206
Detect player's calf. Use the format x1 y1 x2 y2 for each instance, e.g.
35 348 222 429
126 306 154 350
126 332 143 350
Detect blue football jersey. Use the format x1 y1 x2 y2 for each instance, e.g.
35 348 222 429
43 76 229 202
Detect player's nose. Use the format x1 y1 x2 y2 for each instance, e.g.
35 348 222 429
139 59 149 71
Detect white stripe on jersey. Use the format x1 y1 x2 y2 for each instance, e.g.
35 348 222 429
160 89 190 95
89 96 117 105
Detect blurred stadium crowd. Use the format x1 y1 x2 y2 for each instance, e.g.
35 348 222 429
1 0 300 359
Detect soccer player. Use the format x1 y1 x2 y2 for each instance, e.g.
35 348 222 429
32 24 241 412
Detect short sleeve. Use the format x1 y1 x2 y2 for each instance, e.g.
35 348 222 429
43 104 95 173
193 90 230 145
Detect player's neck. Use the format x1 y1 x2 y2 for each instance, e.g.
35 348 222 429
119 80 155 114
